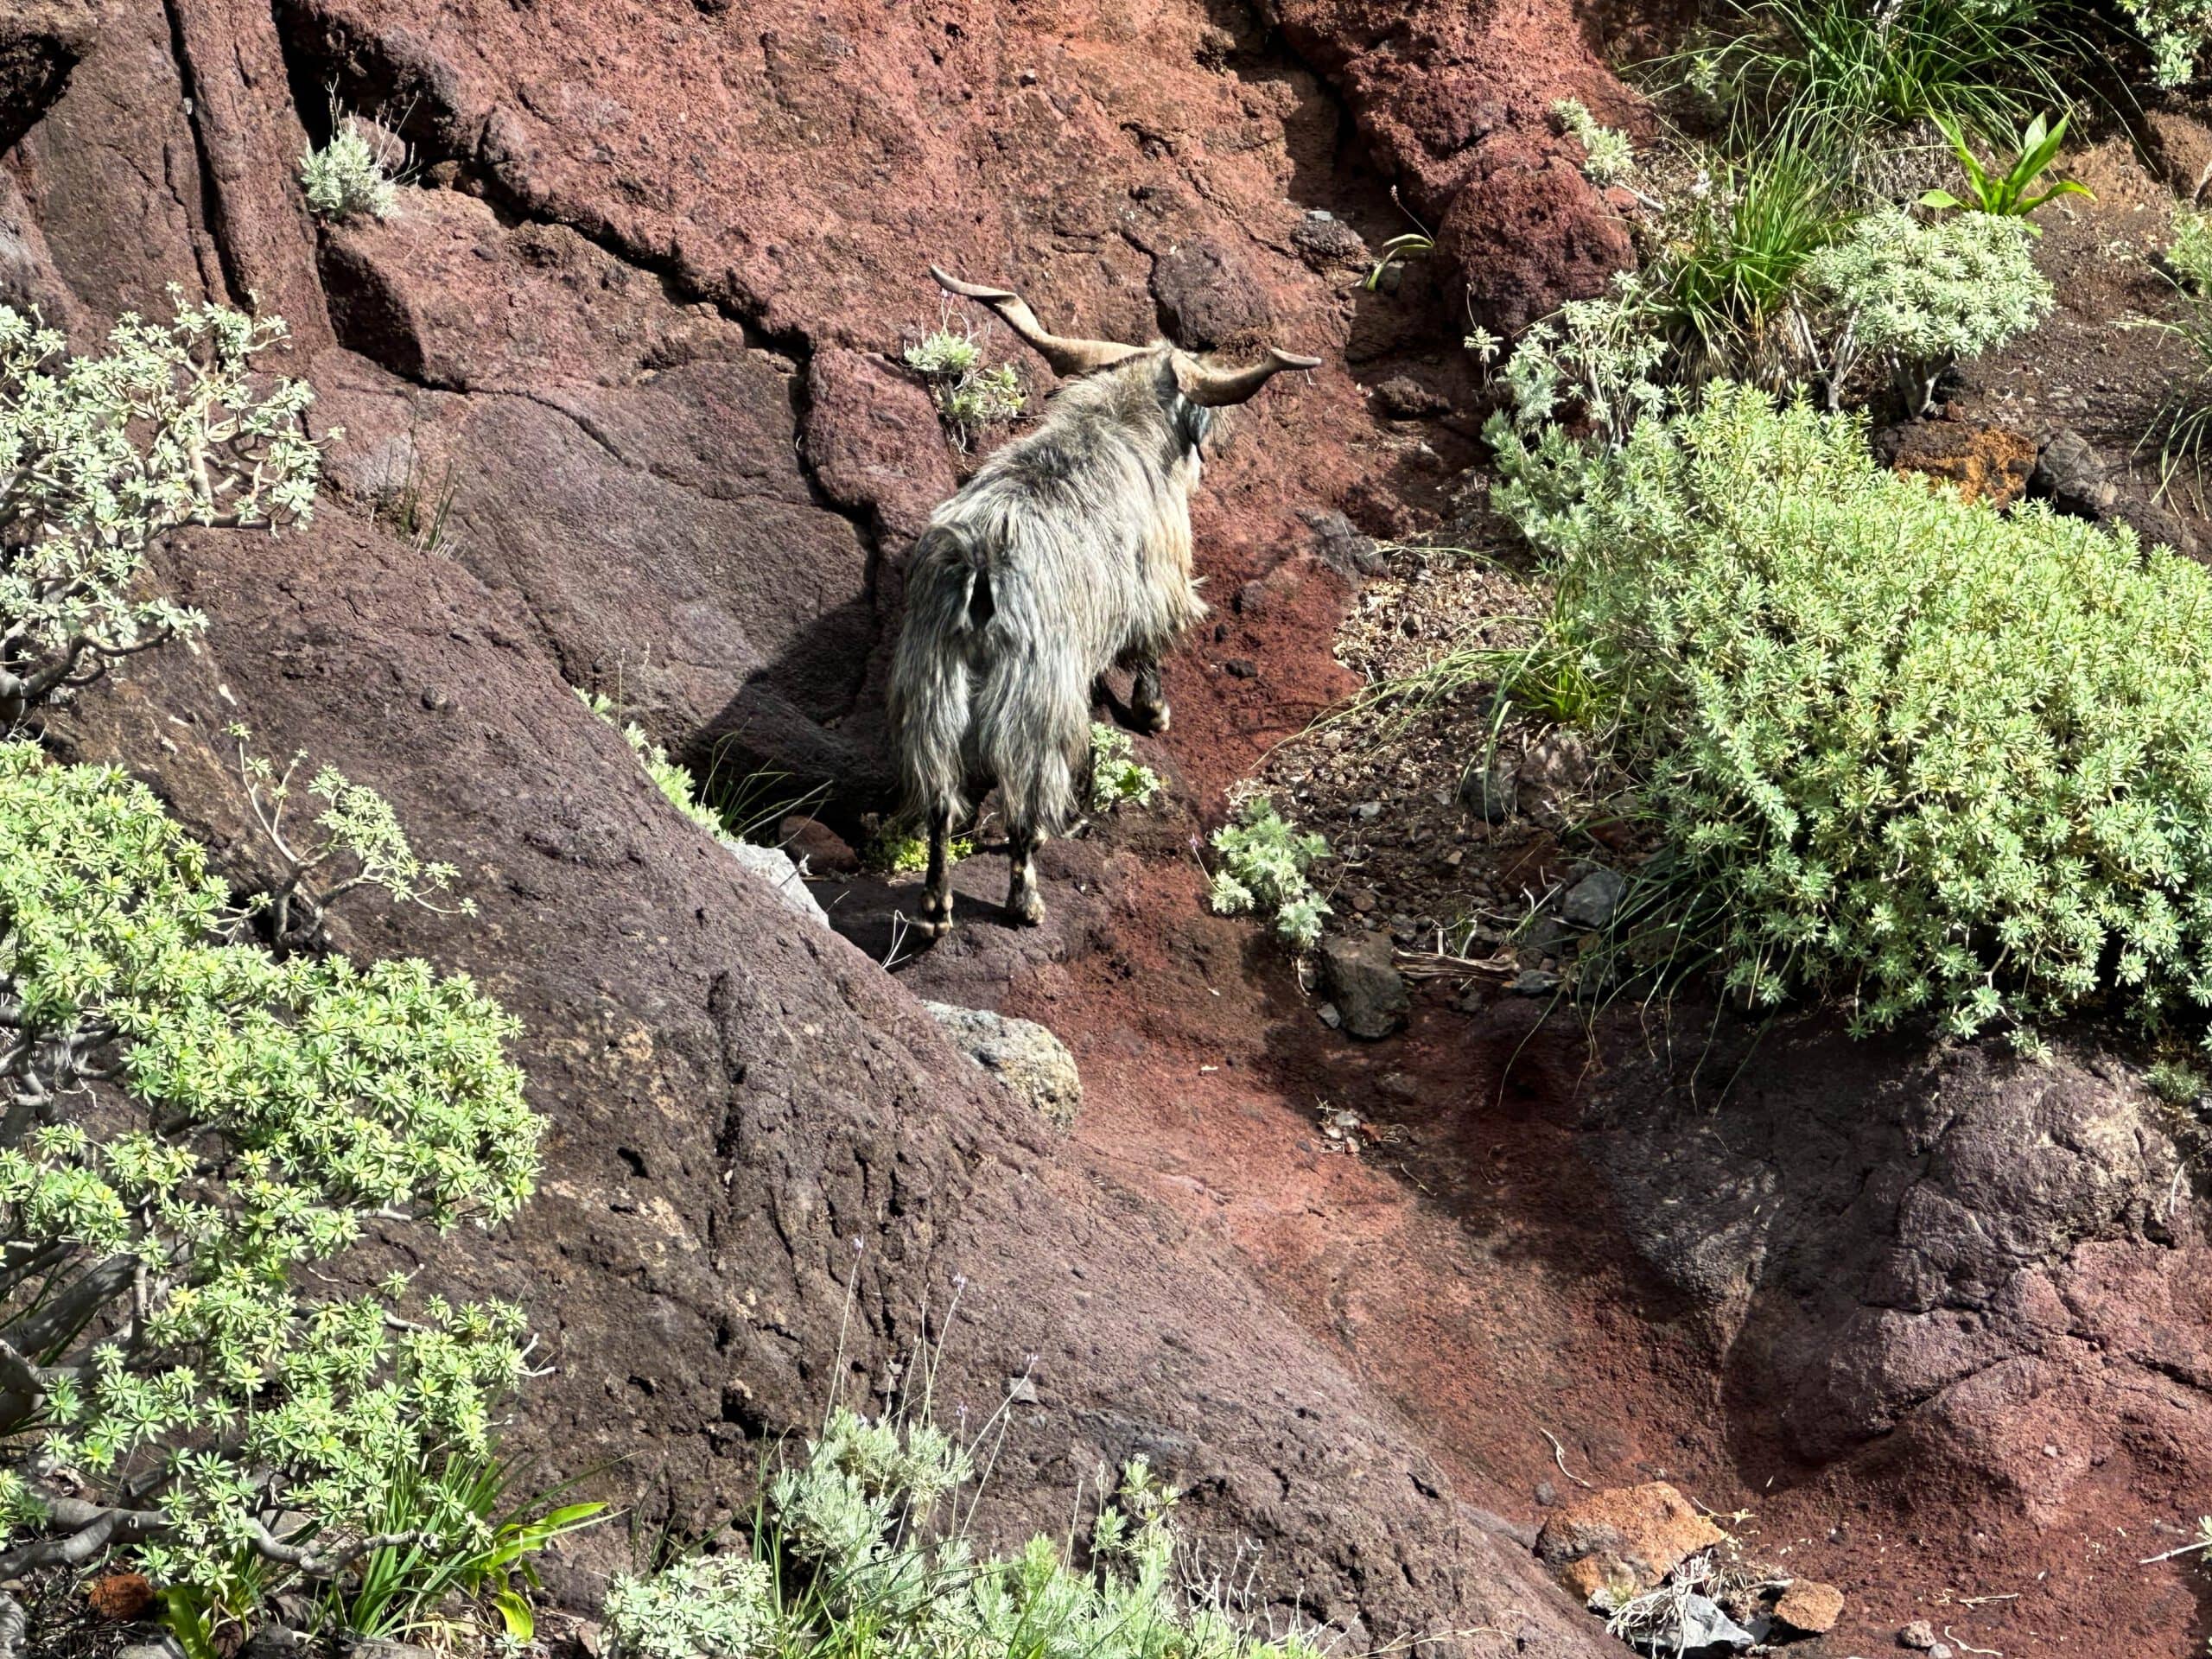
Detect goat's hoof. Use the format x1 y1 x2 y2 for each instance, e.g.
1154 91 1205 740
1136 702 1171 734
915 914 953 940
1007 893 1046 927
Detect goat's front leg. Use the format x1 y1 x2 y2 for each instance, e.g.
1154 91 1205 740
918 804 956 938
1004 820 1045 926
1131 658 1171 734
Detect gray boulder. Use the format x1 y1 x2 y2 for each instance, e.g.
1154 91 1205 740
725 841 828 928
1319 932 1409 1039
924 1003 1083 1123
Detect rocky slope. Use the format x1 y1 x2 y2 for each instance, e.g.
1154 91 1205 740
3 0 1648 1649
10 0 2212 1653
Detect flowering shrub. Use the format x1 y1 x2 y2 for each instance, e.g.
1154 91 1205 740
1208 798 1330 950
1802 209 2050 414
0 297 324 735
1494 384 2212 1044
0 742 539 1627
605 1408 1322 1659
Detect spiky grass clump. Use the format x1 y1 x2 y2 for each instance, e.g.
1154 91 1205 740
300 112 401 222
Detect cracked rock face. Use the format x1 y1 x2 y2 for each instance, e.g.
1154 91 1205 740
1589 1024 2210 1510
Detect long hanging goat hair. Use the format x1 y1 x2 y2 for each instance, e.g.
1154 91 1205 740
887 265 1318 938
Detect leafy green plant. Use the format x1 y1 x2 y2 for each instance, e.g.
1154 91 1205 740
2113 0 2212 86
2148 1057 2209 1105
0 296 325 736
1493 276 1672 447
1088 722 1161 813
299 101 402 223
1552 99 1637 188
232 725 475 946
604 1408 1324 1659
0 741 540 1633
1802 208 2051 415
1919 111 2091 229
323 1450 607 1644
1493 383 2212 1045
1363 187 1439 294
868 827 972 875
1208 798 1330 950
906 317 1026 447
2171 209 2212 292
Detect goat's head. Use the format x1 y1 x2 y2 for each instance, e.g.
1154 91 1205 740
928 266 1320 443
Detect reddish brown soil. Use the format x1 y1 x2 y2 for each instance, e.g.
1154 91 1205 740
855 133 2212 1659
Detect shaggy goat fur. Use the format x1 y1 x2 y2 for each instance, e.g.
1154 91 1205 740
888 271 1315 937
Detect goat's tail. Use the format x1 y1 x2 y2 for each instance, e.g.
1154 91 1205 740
970 550 1088 838
887 524 987 822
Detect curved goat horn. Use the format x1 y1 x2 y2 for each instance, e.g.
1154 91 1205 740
1173 346 1324 408
930 265 1150 376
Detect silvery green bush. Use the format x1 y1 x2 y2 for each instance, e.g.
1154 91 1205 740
2116 0 2212 85
604 1408 1323 1659
1493 382 2212 1044
300 122 399 223
1209 798 1330 950
0 296 324 735
1088 722 1161 813
1802 208 2050 415
0 741 539 1630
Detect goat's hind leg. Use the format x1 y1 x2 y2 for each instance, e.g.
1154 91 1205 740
1004 818 1045 926
1131 658 1171 734
918 804 956 938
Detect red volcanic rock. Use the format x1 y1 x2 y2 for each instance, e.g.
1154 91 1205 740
1535 1482 1726 1590
1439 137 1638 333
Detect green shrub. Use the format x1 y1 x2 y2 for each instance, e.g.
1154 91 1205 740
2171 209 2212 291
1660 144 1845 381
1493 383 2212 1043
1552 99 1636 188
299 107 400 223
906 322 1026 447
2148 1057 2209 1104
604 1408 1322 1659
1088 722 1161 813
0 741 541 1618
1208 798 1330 950
0 296 324 736
2114 0 2212 86
1802 209 2050 415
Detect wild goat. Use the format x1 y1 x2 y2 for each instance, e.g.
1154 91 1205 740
888 265 1319 937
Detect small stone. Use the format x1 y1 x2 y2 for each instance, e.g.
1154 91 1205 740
1318 932 1409 1039
1349 888 1379 914
1560 868 1626 931
1459 756 1518 822
1899 1621 1939 1650
1560 1553 1639 1609
1224 658 1258 678
1535 1478 1559 1506
1353 800 1382 821
1373 374 1451 420
1006 1375 1039 1403
1931 1646 1954 1659
1317 1001 1343 1029
1773 1580 1845 1635
1512 969 1560 996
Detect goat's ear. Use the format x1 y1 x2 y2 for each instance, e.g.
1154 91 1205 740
1155 354 1215 453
